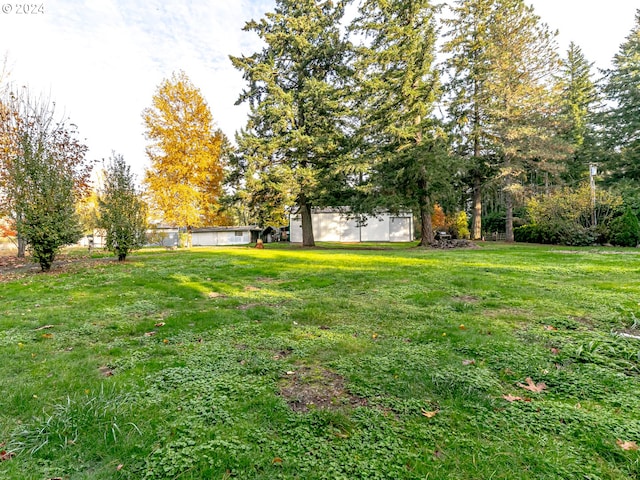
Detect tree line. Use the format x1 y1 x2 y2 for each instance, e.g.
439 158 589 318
1 0 640 269
229 0 640 247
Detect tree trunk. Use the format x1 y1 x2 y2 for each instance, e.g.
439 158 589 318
471 175 482 240
417 157 433 246
544 171 549 195
505 175 514 242
17 234 26 258
470 82 483 242
299 201 315 247
419 195 434 246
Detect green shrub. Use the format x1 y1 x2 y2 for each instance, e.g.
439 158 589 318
525 185 622 246
482 211 506 234
98 154 148 261
514 224 543 243
514 223 596 246
608 209 640 247
559 224 597 246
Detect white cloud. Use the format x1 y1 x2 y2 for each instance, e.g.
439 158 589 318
0 0 275 178
528 0 638 70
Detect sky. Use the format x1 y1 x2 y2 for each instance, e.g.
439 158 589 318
0 0 638 181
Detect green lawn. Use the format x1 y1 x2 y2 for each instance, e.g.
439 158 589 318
1 242 639 479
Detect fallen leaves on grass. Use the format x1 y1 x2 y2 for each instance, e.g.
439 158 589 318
272 457 283 464
116 464 124 471
34 324 55 331
502 394 530 402
617 440 639 451
144 331 156 337
543 325 558 331
98 366 114 377
154 322 165 327
517 377 547 393
41 333 53 339
462 359 475 366
244 285 261 292
0 443 15 461
421 408 439 418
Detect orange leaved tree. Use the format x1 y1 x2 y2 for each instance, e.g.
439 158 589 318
142 71 227 229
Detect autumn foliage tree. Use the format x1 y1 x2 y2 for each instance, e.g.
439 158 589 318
143 71 227 229
0 87 91 270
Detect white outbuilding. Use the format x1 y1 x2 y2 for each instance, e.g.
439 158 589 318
191 226 261 246
289 209 413 243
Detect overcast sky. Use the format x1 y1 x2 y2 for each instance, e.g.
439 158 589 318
1 0 638 180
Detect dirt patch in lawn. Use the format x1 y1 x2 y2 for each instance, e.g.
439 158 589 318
569 315 596 329
279 365 367 413
0 254 116 282
453 295 479 303
272 348 293 360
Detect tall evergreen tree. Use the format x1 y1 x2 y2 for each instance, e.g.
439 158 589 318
491 1 567 241
442 0 496 240
231 0 351 247
557 42 598 185
351 0 452 246
601 10 640 184
444 0 566 241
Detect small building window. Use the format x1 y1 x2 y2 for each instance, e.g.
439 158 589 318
235 231 243 237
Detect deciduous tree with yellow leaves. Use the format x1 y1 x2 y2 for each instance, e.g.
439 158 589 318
142 71 227 229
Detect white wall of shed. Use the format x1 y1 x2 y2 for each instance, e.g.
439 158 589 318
192 230 251 246
289 211 413 243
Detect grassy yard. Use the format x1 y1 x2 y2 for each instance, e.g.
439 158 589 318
0 242 639 479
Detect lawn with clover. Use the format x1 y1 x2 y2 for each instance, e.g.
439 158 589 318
0 242 639 479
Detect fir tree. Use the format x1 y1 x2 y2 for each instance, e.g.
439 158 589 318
442 0 497 240
351 0 453 245
444 0 567 241
231 0 351 246
557 42 598 185
601 10 640 184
